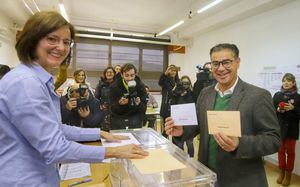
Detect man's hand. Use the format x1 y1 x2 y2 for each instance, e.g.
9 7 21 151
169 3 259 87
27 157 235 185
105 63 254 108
213 132 239 152
100 131 130 142
105 144 149 159
119 97 129 105
78 107 90 118
164 117 183 137
66 98 77 111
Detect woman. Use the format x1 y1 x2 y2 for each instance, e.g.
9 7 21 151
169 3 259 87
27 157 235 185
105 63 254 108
0 11 147 186
273 73 300 186
110 63 147 130
171 75 195 157
159 64 180 137
95 67 116 131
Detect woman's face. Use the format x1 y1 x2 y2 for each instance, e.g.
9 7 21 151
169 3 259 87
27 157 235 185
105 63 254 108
282 78 295 90
75 71 86 83
35 25 71 72
181 78 190 89
169 68 177 78
105 69 115 81
115 66 121 73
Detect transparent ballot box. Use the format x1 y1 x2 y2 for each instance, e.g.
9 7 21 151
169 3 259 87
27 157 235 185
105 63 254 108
110 128 170 147
109 144 216 187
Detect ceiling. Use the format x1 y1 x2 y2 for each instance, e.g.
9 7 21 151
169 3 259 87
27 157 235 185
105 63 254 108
0 0 296 41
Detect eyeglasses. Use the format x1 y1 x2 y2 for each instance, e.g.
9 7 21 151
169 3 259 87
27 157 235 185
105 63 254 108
46 35 74 48
210 59 235 69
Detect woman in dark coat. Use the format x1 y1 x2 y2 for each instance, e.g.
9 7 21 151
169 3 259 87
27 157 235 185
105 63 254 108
159 64 180 137
273 73 300 186
110 63 147 130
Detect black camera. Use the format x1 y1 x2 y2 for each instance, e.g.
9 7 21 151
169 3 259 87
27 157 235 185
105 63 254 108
173 82 186 95
196 62 211 72
76 84 89 108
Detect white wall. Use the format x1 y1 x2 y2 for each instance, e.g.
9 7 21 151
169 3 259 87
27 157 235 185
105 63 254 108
170 1 300 175
0 11 19 67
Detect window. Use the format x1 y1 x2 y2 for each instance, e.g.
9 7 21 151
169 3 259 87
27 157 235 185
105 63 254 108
112 46 139 70
76 43 109 71
142 49 164 72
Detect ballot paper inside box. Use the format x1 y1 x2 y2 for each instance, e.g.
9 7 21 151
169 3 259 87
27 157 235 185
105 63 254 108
109 128 216 187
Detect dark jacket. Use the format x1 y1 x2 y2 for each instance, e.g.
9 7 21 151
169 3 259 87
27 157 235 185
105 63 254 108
110 75 147 118
60 95 103 128
95 77 113 104
184 79 280 187
273 90 300 139
158 73 179 118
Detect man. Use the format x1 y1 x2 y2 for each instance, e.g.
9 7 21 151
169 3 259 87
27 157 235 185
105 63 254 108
165 43 280 187
61 83 103 128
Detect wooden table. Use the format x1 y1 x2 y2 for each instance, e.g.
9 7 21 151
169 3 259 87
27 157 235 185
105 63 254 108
60 142 112 187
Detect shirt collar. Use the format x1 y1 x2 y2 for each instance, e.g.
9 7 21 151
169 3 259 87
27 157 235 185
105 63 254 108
31 62 54 84
214 77 239 97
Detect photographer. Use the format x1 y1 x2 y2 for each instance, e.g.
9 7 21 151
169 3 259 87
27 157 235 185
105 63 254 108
95 67 116 131
159 64 180 137
172 75 195 157
60 83 103 128
193 62 215 101
110 63 147 130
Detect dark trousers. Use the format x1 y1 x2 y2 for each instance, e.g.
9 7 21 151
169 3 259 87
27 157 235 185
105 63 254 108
111 114 143 130
172 137 194 157
143 114 156 128
278 138 296 171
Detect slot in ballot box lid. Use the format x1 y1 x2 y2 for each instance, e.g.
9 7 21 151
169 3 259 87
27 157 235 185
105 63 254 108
109 144 216 187
110 128 169 148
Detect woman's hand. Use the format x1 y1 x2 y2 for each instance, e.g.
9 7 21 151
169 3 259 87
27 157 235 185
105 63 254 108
66 98 77 110
78 107 90 118
119 97 129 105
100 131 130 142
105 144 149 159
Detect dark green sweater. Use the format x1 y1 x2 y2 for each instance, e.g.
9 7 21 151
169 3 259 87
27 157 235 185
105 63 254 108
207 94 232 171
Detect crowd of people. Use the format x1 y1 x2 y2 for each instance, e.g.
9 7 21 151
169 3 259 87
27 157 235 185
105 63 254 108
0 10 299 187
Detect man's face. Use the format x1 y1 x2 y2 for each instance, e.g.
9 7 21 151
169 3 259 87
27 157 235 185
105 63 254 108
70 88 88 99
121 68 136 83
210 49 240 91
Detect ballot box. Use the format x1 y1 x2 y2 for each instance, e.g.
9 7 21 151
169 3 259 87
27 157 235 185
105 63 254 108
109 128 216 187
110 128 170 147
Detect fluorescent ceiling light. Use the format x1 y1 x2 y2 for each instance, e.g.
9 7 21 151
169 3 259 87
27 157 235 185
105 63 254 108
158 20 184 36
22 0 34 15
197 0 223 14
32 0 40 12
59 3 69 22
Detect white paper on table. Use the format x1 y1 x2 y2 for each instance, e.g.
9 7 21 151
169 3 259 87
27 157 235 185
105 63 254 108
59 162 91 181
171 103 198 126
101 132 141 163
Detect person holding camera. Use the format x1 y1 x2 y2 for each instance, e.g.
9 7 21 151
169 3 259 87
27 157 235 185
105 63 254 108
0 11 148 186
95 67 116 131
61 83 103 128
273 73 300 186
110 63 147 130
171 75 195 157
159 64 180 137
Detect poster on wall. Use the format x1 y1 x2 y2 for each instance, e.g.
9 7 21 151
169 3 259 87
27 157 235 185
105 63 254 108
257 65 300 96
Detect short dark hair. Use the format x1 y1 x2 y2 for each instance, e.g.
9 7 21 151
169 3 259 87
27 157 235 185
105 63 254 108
210 43 239 59
15 11 75 64
121 63 137 74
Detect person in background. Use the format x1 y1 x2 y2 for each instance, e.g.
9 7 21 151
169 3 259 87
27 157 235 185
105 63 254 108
159 64 180 137
110 63 147 130
0 65 10 80
171 75 194 157
62 68 94 96
0 11 148 186
143 85 158 128
114 64 121 74
273 73 300 186
165 43 280 187
61 83 103 128
95 67 116 131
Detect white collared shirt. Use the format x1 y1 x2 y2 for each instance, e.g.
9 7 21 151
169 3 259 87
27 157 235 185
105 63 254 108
214 77 239 97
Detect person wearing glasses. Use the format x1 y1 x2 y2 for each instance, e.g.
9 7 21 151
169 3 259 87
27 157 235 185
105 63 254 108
165 43 280 187
0 11 148 186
